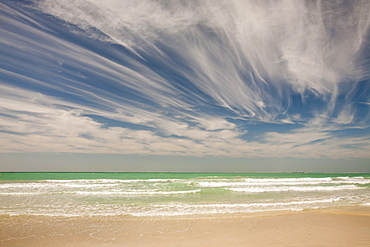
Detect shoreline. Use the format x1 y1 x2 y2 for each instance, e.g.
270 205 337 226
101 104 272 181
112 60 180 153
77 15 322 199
1 206 370 246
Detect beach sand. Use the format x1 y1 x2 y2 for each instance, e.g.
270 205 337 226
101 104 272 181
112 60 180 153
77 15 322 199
1 206 370 247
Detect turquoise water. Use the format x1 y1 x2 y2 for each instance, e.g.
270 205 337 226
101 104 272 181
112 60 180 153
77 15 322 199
1 173 369 217
2 172 369 181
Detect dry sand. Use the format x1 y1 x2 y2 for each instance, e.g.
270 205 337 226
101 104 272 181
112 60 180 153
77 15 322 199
1 206 370 247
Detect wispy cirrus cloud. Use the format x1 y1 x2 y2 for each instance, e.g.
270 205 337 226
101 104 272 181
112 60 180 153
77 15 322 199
1 84 369 159
33 0 370 118
1 0 370 160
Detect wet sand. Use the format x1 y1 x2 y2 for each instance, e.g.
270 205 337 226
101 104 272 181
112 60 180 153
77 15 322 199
1 206 370 247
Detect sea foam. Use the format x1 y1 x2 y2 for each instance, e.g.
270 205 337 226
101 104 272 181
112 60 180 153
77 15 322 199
1 174 369 217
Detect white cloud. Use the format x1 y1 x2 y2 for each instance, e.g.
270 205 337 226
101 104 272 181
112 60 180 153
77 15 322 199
31 0 370 120
263 131 330 146
1 1 370 160
1 86 369 159
333 110 355 125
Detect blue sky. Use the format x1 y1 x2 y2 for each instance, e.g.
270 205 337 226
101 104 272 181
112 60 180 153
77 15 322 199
1 0 370 172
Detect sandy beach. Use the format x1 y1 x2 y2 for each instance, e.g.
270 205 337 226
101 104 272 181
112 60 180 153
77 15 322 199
1 206 370 247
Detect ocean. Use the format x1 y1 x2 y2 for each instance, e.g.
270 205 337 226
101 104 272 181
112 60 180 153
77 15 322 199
1 172 369 217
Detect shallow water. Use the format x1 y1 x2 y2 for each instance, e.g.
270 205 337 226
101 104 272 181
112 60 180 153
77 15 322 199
0 172 369 217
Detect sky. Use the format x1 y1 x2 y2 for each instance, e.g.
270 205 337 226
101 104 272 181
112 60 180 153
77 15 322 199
1 0 370 172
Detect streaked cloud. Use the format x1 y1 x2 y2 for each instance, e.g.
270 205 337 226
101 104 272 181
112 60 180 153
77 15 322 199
1 0 370 160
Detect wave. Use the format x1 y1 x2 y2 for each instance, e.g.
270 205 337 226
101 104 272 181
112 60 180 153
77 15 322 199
0 182 117 189
74 189 201 196
130 198 344 216
45 179 180 183
198 180 332 187
245 177 333 182
198 177 370 187
1 192 368 217
0 192 45 195
228 185 362 193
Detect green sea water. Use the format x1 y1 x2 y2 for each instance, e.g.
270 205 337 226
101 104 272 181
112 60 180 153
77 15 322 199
1 172 369 181
1 172 369 217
